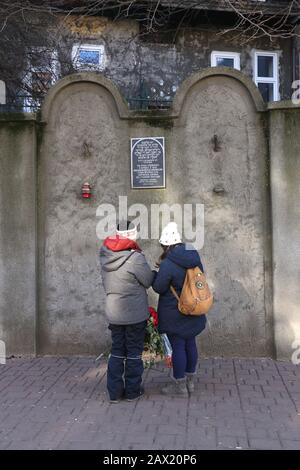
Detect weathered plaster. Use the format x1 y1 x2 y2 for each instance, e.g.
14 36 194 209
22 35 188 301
0 119 37 355
2 69 299 358
270 108 300 360
37 70 272 356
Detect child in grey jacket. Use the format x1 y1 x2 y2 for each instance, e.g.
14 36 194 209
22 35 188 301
100 221 154 403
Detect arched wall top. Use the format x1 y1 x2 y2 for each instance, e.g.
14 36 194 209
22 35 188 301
41 72 130 122
172 67 266 115
41 68 266 123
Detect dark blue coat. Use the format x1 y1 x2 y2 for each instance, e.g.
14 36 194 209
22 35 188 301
152 244 207 339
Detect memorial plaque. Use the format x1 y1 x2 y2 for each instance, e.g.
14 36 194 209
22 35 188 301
131 137 165 189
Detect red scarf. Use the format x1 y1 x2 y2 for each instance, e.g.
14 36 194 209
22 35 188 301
103 234 141 252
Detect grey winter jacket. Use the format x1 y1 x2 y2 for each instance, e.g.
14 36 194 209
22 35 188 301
100 246 154 325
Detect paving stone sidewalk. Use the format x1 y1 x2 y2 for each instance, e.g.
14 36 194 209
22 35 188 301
0 357 300 450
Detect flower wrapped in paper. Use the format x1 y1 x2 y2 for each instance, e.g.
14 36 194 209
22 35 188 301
161 333 173 368
143 308 173 368
143 307 164 367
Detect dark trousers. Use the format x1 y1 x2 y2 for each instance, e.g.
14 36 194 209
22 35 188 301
168 335 198 379
107 320 146 400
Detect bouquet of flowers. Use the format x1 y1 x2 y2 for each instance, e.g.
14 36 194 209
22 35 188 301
143 307 173 368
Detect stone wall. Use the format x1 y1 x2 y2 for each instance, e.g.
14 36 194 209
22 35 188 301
269 102 300 360
0 115 37 356
1 70 300 359
38 77 129 355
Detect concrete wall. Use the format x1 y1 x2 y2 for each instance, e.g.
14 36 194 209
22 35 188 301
0 71 300 359
174 74 272 356
269 103 300 360
38 76 129 355
0 115 37 356
35 69 272 356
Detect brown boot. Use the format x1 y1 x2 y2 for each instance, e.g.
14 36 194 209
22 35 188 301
161 377 188 396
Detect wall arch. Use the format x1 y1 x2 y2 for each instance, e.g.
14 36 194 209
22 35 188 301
170 67 272 356
172 66 266 115
41 72 130 122
38 73 129 354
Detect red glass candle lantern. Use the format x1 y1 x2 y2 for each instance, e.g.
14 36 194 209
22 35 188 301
81 182 92 199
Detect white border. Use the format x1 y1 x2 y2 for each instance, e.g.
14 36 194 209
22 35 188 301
211 51 241 70
72 44 106 71
254 50 279 101
131 137 166 189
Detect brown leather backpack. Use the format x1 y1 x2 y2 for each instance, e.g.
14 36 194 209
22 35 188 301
170 266 213 316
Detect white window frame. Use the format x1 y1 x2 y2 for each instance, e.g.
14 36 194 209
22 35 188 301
211 51 240 70
72 44 105 71
254 50 279 101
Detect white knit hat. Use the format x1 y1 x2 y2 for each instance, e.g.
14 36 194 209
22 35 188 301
159 222 182 246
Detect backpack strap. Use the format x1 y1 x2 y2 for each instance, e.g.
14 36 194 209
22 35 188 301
170 285 180 302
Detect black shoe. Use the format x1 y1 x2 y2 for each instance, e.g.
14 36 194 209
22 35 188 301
109 389 125 404
126 387 144 402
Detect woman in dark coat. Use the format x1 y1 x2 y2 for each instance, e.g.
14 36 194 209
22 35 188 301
152 222 206 396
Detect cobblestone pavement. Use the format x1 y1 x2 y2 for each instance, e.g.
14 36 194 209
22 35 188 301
0 357 300 450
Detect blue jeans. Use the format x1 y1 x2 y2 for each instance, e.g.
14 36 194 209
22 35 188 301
107 321 146 400
167 335 198 379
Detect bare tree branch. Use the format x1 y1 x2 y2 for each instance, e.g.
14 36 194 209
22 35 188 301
0 1 299 108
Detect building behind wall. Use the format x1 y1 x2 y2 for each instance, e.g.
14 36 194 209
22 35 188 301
0 0 299 111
